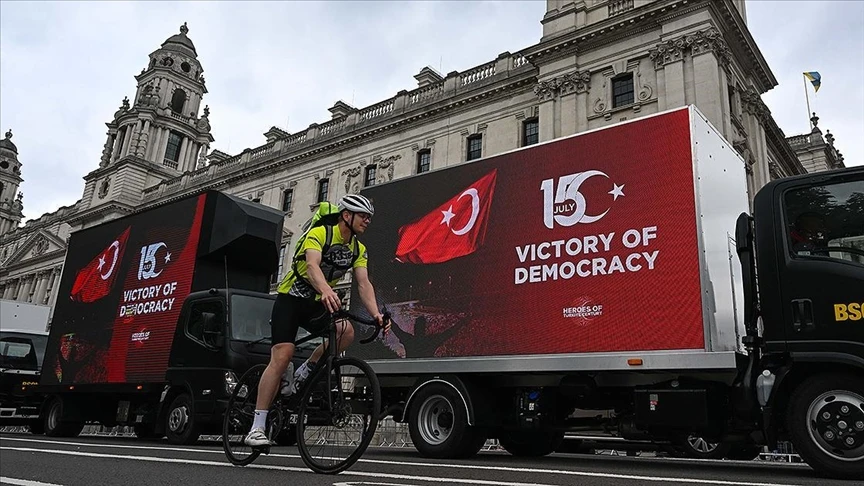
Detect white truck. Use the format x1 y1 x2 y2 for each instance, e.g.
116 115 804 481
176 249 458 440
348 105 864 479
1 299 50 428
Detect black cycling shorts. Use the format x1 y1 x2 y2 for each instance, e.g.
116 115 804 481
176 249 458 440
270 292 330 345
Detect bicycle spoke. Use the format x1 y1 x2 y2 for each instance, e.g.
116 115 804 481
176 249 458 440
296 357 381 474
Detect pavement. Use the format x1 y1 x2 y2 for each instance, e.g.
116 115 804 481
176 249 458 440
0 432 853 486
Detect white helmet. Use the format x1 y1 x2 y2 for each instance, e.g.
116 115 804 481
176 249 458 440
338 194 375 215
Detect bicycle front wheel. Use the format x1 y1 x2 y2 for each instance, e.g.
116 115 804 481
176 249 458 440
296 356 381 474
222 364 265 466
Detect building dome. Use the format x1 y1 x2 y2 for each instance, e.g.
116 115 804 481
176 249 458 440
0 130 17 154
160 22 197 57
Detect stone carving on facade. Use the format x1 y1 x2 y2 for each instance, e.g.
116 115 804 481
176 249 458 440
31 236 49 257
637 71 653 102
373 154 400 183
534 70 591 101
648 27 731 71
740 89 770 122
98 177 110 199
137 84 161 109
113 97 130 121
197 105 212 133
342 166 362 194
593 78 608 114
99 134 113 167
13 192 23 214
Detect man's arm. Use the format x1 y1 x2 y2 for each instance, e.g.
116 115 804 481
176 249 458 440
354 267 389 334
305 249 341 312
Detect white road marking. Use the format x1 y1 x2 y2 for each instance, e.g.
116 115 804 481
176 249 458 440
1 478 65 486
0 444 804 486
333 483 421 486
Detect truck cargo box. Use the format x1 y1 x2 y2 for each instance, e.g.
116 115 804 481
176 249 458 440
350 106 749 373
39 191 283 387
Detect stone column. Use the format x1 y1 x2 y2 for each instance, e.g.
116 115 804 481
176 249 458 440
17 275 32 301
47 267 62 309
689 28 731 135
137 120 151 158
4 279 17 299
121 123 134 157
34 271 50 305
156 128 170 165
112 127 125 162
177 137 189 171
649 37 687 109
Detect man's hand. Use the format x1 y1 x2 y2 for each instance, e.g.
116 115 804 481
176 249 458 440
320 288 342 314
375 313 391 336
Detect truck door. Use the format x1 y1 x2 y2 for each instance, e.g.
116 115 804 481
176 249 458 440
777 173 864 361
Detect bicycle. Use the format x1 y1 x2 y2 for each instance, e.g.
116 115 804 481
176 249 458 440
221 306 390 474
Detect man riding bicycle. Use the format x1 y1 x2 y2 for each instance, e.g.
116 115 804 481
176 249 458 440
245 193 388 447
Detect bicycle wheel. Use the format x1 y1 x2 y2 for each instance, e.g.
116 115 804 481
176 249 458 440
296 356 381 474
222 364 266 466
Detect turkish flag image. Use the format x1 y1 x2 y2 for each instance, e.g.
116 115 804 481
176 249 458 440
69 226 130 303
395 169 497 264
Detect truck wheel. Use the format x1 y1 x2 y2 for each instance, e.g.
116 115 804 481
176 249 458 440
499 429 565 457
165 394 200 445
787 374 864 480
671 435 731 459
43 398 83 438
408 383 486 459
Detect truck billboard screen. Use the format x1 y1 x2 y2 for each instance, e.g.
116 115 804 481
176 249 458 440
42 194 206 385
353 109 705 360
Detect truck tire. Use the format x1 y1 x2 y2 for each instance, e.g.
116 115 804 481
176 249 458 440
165 393 200 445
408 383 486 459
670 435 731 460
43 397 83 438
499 429 565 457
787 374 864 480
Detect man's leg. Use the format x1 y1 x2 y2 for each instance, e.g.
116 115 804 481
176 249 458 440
292 320 355 391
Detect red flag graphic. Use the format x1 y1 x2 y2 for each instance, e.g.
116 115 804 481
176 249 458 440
70 226 130 303
395 169 497 264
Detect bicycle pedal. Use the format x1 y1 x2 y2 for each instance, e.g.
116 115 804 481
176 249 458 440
252 444 271 454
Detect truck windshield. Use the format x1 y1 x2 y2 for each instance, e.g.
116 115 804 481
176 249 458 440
0 332 48 370
230 295 274 342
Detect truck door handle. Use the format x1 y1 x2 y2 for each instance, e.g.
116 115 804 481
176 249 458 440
792 299 814 332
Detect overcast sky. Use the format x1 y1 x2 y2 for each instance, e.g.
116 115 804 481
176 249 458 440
1 0 861 223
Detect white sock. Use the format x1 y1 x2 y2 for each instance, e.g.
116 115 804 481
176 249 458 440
252 409 268 431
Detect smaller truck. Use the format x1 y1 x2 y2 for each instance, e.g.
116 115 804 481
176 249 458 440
21 190 308 444
0 299 50 429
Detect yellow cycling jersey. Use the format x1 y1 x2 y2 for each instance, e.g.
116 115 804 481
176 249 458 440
277 225 368 299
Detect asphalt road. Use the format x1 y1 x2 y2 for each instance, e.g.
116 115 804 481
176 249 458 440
0 432 853 486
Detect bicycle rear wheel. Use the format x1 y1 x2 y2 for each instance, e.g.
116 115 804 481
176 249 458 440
296 356 381 474
222 364 266 466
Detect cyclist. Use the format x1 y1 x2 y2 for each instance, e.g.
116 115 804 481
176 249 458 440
245 194 388 447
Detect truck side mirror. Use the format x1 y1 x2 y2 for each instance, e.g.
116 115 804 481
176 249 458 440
202 312 225 348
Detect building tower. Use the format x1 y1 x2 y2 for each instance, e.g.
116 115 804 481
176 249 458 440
74 23 215 228
0 129 24 236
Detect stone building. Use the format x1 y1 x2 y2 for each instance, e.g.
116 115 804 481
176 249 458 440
0 0 846 321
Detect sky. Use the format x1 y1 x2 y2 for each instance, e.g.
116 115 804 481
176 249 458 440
1 0 862 223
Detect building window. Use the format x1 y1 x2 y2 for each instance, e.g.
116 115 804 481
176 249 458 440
165 131 183 162
612 74 634 108
364 165 377 187
272 244 286 284
467 135 482 161
281 189 293 212
417 150 431 174
317 178 329 203
523 118 539 146
728 85 738 119
0 182 4 199
171 88 187 114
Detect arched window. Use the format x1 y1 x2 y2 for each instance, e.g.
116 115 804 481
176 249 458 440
171 88 187 113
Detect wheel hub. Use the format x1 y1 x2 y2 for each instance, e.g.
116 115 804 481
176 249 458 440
169 405 189 433
417 395 454 446
808 390 864 461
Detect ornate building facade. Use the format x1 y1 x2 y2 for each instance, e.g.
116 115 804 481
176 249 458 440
0 0 847 322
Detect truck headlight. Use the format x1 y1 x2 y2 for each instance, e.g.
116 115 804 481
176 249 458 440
225 371 238 394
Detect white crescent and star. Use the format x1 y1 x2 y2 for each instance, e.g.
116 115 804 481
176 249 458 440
440 188 481 236
97 240 120 280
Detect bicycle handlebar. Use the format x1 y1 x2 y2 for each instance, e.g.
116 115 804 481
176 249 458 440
333 307 393 344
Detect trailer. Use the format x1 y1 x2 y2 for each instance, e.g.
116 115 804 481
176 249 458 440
21 190 312 444
348 105 864 479
1 300 50 427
